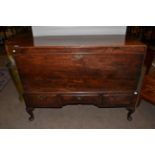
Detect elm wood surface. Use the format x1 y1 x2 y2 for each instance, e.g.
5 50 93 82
15 47 144 92
144 46 155 74
12 35 146 121
140 74 155 104
24 92 136 108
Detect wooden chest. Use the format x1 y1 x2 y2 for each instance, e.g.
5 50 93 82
12 35 146 121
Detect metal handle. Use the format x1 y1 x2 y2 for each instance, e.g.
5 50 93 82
38 96 47 100
74 54 83 60
76 96 82 100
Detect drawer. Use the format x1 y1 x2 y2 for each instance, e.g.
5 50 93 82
60 93 102 105
24 94 61 107
101 93 136 107
24 93 137 108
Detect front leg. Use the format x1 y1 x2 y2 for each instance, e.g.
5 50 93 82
26 107 35 121
127 107 135 121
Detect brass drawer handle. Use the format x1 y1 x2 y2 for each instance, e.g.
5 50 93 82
38 96 47 100
74 54 83 60
76 96 82 100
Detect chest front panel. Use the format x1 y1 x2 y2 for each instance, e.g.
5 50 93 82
15 47 144 93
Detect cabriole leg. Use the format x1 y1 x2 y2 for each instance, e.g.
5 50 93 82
26 107 34 121
127 107 135 121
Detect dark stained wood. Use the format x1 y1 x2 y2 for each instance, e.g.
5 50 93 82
60 93 102 107
15 47 145 93
23 92 135 108
127 107 135 121
12 35 146 121
5 31 33 47
144 47 155 74
140 74 155 104
24 93 61 108
26 107 34 121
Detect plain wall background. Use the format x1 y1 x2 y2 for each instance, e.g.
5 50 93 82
32 26 127 36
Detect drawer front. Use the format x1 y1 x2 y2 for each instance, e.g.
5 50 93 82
60 93 102 105
24 94 61 107
24 93 137 108
15 47 145 93
101 93 137 107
